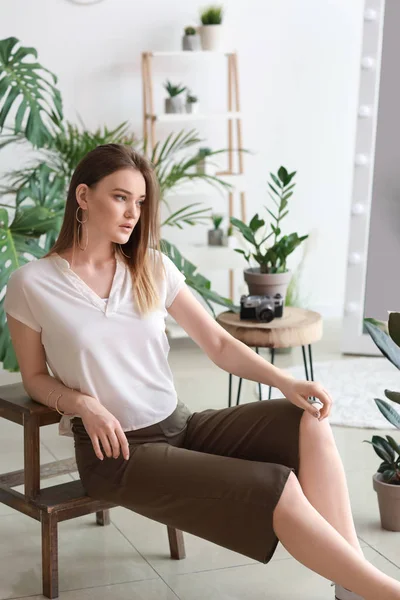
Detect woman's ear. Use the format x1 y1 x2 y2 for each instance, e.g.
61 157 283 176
75 183 89 209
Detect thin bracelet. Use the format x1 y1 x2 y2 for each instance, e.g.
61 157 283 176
47 388 57 404
54 393 65 416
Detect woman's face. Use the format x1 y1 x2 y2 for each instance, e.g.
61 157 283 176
77 168 146 246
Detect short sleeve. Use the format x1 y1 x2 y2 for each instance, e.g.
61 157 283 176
4 269 42 332
162 254 186 308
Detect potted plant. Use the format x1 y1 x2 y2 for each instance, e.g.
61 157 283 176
208 214 224 246
363 314 400 531
182 26 201 51
199 5 224 51
195 147 212 174
230 166 308 301
186 92 199 114
163 80 186 113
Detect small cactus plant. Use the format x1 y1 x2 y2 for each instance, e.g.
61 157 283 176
184 26 196 35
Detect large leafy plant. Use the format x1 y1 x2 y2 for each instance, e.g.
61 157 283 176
0 37 236 371
230 167 308 274
363 314 400 485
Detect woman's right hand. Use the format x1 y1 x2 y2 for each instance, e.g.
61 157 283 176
78 396 130 461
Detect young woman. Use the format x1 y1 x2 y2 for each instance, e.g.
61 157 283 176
5 144 400 600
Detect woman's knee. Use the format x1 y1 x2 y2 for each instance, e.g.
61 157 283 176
274 471 304 517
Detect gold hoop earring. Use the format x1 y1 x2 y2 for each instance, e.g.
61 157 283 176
119 245 131 258
76 206 88 251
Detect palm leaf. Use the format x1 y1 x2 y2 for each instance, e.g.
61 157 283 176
0 37 63 147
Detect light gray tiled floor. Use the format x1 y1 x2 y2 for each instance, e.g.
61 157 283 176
1 319 399 599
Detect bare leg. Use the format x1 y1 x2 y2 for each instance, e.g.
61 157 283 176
298 411 364 556
272 472 400 600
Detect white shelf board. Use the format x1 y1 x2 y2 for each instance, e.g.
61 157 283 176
148 51 233 57
146 112 241 122
178 243 244 271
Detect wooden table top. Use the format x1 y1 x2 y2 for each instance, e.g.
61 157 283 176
216 307 323 349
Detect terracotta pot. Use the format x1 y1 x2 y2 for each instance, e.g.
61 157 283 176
372 472 400 531
244 268 292 300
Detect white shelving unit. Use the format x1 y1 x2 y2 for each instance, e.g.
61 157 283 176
141 49 247 302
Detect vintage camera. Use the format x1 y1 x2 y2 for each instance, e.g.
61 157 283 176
240 293 284 323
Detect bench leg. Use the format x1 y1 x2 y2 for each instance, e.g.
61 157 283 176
96 510 110 526
167 526 186 560
41 513 58 599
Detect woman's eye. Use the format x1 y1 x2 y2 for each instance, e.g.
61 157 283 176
115 195 126 201
137 200 145 207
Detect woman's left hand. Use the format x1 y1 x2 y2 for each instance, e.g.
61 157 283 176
279 377 333 421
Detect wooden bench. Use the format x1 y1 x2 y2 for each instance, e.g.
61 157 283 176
0 382 185 598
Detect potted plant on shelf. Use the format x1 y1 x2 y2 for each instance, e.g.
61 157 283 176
363 314 400 531
186 92 199 114
182 26 201 51
196 147 212 174
208 214 224 246
163 80 186 113
199 5 224 51
230 166 308 302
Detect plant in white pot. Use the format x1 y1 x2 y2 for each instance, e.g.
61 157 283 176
186 92 199 114
164 80 186 113
363 314 400 531
199 5 224 51
196 147 212 174
182 26 202 51
208 213 224 246
230 166 308 302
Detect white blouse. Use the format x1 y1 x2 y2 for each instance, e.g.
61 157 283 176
4 250 186 436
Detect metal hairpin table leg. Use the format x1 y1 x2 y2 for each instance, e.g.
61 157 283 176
236 377 243 406
228 373 232 407
308 344 315 381
255 347 262 401
302 344 316 401
268 347 275 399
302 345 310 381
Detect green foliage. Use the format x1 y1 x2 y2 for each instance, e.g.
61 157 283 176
230 167 308 274
163 80 186 98
200 5 224 25
363 317 400 484
211 214 223 230
186 93 198 104
0 37 63 147
184 26 196 35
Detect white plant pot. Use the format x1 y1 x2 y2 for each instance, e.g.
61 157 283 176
165 96 184 114
222 235 238 249
199 25 224 51
186 102 199 114
182 34 202 51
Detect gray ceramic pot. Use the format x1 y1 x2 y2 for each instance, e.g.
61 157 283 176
165 96 183 113
182 34 202 51
208 229 224 246
373 472 400 531
244 268 292 300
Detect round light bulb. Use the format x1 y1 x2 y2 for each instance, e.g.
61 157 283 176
355 154 369 166
348 252 363 265
364 8 378 21
345 301 359 315
351 203 366 216
358 105 372 118
361 56 376 70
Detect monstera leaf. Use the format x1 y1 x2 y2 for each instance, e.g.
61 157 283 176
0 206 61 371
0 37 63 147
160 239 238 316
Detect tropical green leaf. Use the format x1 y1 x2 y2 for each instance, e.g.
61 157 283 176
375 398 400 429
0 37 63 147
384 390 400 406
388 312 400 349
230 217 257 246
364 320 400 370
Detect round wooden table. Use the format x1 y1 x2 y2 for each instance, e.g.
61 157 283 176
216 307 323 406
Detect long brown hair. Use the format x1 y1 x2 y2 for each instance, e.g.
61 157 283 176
45 144 162 314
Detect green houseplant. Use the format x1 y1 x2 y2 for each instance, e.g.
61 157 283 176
230 166 308 301
182 26 201 51
185 92 199 114
363 314 400 530
199 5 224 50
208 213 224 246
0 36 237 371
163 80 186 113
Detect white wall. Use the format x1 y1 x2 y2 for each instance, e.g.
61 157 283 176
0 0 365 318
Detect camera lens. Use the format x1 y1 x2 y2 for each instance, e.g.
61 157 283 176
259 308 274 322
